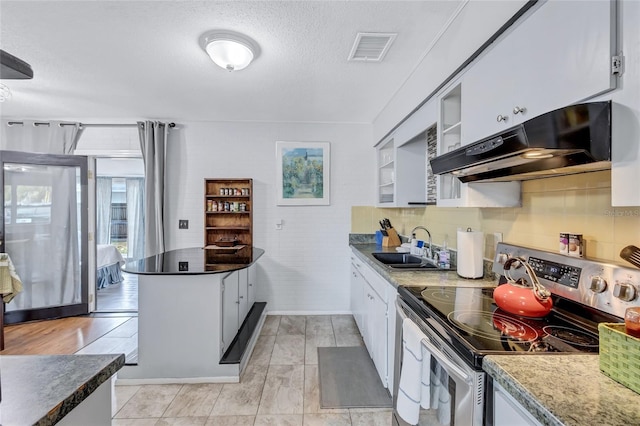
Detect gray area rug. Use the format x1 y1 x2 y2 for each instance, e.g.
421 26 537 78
317 346 392 408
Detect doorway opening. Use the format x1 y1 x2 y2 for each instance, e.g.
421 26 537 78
95 158 144 313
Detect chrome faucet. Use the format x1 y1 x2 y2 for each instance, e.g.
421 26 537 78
411 226 433 260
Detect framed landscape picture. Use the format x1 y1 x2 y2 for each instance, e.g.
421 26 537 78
276 141 330 205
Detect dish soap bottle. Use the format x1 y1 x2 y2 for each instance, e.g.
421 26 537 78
438 241 450 269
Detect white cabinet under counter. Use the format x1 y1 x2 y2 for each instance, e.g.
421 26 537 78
350 247 397 394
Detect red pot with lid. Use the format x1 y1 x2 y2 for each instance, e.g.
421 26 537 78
493 257 553 318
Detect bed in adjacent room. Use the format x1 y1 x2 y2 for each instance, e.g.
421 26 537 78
97 244 125 289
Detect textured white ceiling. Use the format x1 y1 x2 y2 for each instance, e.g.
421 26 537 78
0 1 464 124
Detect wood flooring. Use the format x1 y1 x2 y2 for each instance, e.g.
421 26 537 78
0 316 130 355
96 272 138 312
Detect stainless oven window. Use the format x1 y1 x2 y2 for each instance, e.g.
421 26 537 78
394 298 484 426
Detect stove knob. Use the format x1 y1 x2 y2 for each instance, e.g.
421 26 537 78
590 276 608 293
613 282 637 302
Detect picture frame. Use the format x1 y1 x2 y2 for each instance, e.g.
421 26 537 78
276 141 330 206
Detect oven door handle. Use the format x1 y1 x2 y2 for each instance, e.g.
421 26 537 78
396 298 472 385
422 338 472 385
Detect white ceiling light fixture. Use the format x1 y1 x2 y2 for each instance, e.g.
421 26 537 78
199 30 260 72
0 83 12 102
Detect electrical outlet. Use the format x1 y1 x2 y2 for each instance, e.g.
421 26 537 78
493 232 503 248
179 220 189 229
179 261 189 271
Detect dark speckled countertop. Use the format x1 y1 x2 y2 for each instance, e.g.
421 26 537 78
0 354 125 425
349 242 497 289
484 355 640 426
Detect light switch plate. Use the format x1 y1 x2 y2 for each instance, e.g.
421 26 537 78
179 220 189 229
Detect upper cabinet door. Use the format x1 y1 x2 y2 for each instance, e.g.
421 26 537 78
462 0 617 145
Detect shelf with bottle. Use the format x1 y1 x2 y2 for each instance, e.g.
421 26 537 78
205 178 253 249
206 199 250 213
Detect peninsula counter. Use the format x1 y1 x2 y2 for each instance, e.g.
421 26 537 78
118 247 265 384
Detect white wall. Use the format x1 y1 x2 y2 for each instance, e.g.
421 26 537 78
164 121 373 313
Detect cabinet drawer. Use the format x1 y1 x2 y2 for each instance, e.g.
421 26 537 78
351 253 387 302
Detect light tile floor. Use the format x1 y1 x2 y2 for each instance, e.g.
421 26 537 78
113 315 392 425
76 317 138 363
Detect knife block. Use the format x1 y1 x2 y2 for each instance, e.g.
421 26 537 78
382 228 402 247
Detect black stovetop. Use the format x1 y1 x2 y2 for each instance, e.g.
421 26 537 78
398 285 612 370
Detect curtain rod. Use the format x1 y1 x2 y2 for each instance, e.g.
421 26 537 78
6 121 176 128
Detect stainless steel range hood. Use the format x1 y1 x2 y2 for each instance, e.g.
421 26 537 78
430 101 611 183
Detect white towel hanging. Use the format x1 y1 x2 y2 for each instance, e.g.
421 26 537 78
397 318 429 425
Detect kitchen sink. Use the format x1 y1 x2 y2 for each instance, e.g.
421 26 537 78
371 252 440 270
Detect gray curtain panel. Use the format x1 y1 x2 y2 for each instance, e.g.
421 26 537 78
96 177 113 245
138 121 168 257
126 177 145 261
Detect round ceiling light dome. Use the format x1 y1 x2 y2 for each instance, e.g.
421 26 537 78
199 30 260 72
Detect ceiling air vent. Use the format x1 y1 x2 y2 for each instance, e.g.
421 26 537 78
348 32 397 62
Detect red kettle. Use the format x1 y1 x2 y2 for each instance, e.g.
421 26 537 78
493 257 553 318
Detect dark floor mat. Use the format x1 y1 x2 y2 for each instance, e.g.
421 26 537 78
317 346 392 408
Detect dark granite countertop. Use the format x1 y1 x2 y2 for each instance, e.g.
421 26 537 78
483 354 640 426
349 241 496 289
0 353 125 425
123 246 264 275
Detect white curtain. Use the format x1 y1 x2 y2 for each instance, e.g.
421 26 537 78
96 177 112 245
126 177 144 261
138 121 168 256
3 159 82 311
51 167 81 304
0 120 84 154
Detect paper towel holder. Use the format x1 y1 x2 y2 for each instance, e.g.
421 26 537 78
457 227 484 279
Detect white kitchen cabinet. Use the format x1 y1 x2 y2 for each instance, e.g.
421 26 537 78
376 136 396 205
350 248 399 394
462 0 617 145
350 259 365 334
493 381 542 426
609 0 640 206
238 268 249 323
366 283 387 386
221 271 239 355
375 100 437 207
248 263 257 308
436 82 462 206
436 81 521 207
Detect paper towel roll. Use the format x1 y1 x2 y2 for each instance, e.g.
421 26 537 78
457 229 484 279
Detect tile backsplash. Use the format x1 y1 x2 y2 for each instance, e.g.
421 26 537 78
352 170 640 263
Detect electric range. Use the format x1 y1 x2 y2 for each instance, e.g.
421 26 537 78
397 242 640 369
393 242 640 426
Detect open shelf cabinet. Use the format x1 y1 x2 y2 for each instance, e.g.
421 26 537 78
204 178 253 270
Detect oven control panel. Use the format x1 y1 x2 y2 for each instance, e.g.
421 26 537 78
527 257 581 288
493 243 640 319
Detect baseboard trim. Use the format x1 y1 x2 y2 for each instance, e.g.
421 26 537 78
115 375 239 386
266 310 353 316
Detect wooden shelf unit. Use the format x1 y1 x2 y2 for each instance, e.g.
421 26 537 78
204 178 253 269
